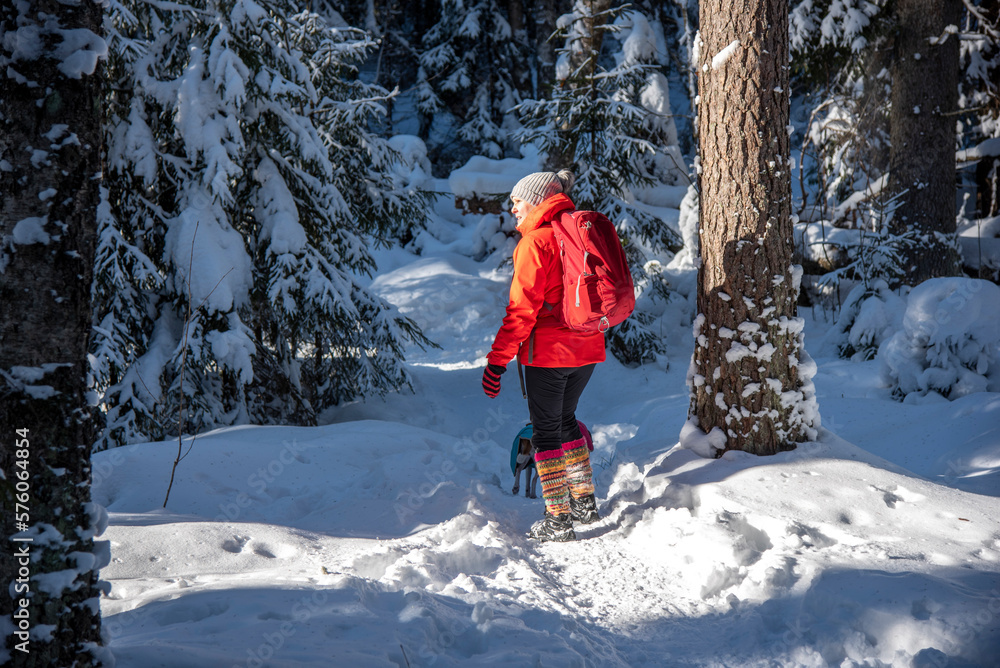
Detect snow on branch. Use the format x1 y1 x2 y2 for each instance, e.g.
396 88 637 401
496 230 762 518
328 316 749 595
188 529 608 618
956 137 1000 166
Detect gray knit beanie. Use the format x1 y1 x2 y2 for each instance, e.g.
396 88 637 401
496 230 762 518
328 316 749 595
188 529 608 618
510 169 576 206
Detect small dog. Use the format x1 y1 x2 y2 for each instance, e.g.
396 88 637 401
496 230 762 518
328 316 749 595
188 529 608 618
512 435 539 498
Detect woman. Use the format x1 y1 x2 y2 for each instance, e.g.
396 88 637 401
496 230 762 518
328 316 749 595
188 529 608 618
481 169 604 542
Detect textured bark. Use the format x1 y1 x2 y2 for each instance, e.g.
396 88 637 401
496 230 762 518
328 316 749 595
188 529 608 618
888 0 962 284
691 0 812 455
509 0 530 98
0 1 108 665
533 0 562 96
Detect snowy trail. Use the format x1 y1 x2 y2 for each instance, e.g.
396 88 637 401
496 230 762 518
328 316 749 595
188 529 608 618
95 225 1000 666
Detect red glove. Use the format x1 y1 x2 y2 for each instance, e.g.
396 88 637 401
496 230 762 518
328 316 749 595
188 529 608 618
482 364 506 398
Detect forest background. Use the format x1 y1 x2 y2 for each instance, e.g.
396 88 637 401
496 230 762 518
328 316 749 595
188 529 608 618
2 1 1000 664
89 0 1000 449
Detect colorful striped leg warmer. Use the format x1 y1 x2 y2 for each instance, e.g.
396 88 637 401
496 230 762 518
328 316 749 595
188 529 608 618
533 448 570 516
562 437 594 499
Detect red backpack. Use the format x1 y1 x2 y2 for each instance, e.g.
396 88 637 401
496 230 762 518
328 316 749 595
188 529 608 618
548 210 635 333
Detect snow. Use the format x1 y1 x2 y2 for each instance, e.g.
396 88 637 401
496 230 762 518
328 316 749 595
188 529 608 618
254 157 308 257
820 279 907 361
0 18 109 80
617 11 659 65
447 146 541 199
879 278 1000 401
53 28 108 79
163 196 253 314
11 216 50 245
711 39 740 70
958 215 1000 277
387 135 434 191
94 178 1000 667
34 569 82 597
679 416 727 457
668 184 700 271
4 363 69 399
1 22 42 64
957 137 1000 164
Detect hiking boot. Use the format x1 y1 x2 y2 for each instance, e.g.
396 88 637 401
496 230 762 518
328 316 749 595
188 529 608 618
569 493 599 525
527 510 576 542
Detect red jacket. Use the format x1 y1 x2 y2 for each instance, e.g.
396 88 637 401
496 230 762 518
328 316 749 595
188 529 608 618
487 194 606 368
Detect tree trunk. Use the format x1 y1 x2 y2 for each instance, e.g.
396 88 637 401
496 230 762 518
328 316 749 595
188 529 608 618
533 0 561 97
565 0 611 81
545 0 612 171
0 1 109 664
690 0 817 456
888 0 962 284
509 0 530 98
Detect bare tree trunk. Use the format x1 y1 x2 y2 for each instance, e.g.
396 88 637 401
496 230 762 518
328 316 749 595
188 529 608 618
0 1 109 664
888 0 962 284
690 0 816 456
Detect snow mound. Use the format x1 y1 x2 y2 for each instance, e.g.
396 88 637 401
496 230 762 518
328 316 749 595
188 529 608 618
96 422 1000 668
447 146 542 199
879 277 1000 401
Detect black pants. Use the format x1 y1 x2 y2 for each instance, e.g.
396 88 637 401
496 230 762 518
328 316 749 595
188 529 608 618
524 364 596 453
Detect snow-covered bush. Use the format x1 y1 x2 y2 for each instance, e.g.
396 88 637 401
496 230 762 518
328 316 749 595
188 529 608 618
819 278 905 360
806 186 916 333
879 278 1000 401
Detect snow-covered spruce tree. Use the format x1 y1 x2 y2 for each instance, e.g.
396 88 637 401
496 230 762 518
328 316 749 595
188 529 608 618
95 0 428 449
322 0 442 121
0 0 111 663
958 0 999 221
417 0 527 171
686 0 819 456
633 0 699 156
529 0 568 99
790 0 893 222
516 2 685 365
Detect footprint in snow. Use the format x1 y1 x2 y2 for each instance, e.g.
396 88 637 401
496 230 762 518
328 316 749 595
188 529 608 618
221 536 297 559
874 484 925 509
251 542 298 559
787 520 837 548
221 535 251 553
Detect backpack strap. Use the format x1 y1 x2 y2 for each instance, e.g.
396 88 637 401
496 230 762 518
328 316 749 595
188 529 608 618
517 356 527 400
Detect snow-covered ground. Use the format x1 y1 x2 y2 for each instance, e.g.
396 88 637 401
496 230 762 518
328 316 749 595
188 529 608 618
95 187 1000 667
